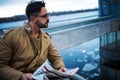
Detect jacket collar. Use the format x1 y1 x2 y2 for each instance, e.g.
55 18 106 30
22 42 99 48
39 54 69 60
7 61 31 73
23 22 48 39
23 22 42 34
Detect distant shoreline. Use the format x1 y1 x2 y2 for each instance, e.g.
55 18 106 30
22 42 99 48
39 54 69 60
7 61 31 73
0 8 98 23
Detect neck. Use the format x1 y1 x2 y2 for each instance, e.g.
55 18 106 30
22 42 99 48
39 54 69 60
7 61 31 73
29 22 40 38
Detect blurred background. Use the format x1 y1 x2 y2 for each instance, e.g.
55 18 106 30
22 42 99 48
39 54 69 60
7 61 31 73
0 0 120 80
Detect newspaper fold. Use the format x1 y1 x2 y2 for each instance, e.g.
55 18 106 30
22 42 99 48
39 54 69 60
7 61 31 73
32 61 79 80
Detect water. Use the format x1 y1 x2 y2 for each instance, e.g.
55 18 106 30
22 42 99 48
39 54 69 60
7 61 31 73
0 11 98 30
59 38 100 80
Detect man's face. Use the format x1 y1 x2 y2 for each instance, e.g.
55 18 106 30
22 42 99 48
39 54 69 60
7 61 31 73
35 7 49 28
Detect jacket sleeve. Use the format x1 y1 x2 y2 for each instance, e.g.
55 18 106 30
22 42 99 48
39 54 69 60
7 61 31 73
0 30 24 80
47 40 65 69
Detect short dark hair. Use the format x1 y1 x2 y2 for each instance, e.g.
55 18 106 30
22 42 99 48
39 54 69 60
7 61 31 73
25 1 45 21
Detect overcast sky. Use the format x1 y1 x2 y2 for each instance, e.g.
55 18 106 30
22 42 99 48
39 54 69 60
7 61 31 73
0 0 98 18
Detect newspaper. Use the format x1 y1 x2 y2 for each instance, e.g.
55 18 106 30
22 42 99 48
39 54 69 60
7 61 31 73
32 61 79 80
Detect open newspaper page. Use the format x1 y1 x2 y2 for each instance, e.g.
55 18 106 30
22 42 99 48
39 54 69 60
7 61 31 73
32 61 79 80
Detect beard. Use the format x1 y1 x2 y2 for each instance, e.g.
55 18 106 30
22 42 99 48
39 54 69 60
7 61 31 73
35 20 49 28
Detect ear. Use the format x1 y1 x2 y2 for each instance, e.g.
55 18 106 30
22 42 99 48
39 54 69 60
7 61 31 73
29 16 36 23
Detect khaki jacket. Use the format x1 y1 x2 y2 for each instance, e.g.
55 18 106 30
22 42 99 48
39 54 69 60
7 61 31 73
0 24 65 80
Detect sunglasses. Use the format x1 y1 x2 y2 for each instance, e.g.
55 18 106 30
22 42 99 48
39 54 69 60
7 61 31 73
37 14 49 18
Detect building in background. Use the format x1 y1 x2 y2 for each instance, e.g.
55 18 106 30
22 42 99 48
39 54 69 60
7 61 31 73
99 0 120 80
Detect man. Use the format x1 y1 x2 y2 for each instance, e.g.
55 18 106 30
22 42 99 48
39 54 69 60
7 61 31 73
0 1 85 80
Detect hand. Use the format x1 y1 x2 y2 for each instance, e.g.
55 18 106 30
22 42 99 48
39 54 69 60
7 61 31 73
58 67 67 72
20 73 33 80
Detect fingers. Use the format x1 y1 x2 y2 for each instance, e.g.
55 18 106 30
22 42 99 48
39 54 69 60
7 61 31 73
58 67 67 72
20 73 33 80
26 73 33 80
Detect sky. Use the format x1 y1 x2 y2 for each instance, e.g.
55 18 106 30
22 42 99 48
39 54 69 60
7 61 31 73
0 0 98 18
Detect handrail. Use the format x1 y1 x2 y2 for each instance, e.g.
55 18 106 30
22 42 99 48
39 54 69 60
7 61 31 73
44 14 120 33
